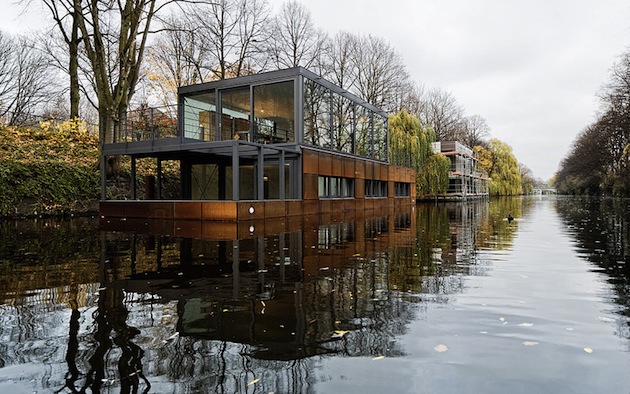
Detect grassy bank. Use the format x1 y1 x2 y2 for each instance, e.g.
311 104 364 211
0 122 100 217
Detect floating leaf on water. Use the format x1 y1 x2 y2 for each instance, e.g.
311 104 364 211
480 331 488 334
352 253 361 257
499 317 506 322
523 341 539 346
320 267 330 271
222 308 229 312
333 330 349 338
518 323 534 327
565 327 575 331
433 344 448 352
372 355 385 360
584 347 593 353
165 332 179 341
248 378 260 386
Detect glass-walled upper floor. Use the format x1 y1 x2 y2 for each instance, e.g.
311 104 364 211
180 68 388 162
303 77 387 162
182 80 295 144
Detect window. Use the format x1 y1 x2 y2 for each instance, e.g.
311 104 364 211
304 79 331 148
183 90 216 141
333 93 354 154
253 81 295 143
318 176 354 198
365 180 387 197
220 87 250 141
395 182 411 197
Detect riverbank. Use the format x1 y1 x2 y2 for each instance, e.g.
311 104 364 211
0 123 101 218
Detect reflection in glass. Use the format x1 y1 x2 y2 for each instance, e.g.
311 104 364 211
304 78 331 147
333 93 354 153
220 87 250 141
355 105 372 158
183 90 216 141
253 81 295 143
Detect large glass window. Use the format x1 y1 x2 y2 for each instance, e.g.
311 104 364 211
220 87 250 141
183 90 216 141
253 81 295 144
333 93 354 154
373 115 387 160
304 79 331 148
318 176 354 198
355 105 371 158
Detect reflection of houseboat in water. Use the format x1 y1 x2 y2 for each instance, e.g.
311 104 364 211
100 207 415 360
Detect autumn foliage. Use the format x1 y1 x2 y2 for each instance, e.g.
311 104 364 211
0 121 100 216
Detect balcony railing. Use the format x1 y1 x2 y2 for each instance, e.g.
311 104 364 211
117 105 178 143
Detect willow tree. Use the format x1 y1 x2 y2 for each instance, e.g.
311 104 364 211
487 139 521 195
388 110 448 195
417 153 450 195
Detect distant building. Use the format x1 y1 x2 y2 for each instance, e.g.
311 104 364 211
99 67 415 221
430 141 488 200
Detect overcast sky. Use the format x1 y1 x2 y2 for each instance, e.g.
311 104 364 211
3 1 630 180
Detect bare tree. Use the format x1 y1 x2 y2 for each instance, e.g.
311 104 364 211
268 0 327 71
417 87 464 141
351 34 409 112
188 0 272 80
322 31 357 90
39 0 82 119
143 15 211 106
0 32 58 125
0 31 17 119
462 114 490 147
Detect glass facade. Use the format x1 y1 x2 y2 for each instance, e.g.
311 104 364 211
304 79 331 147
183 90 217 141
180 72 388 162
253 81 295 143
303 77 387 161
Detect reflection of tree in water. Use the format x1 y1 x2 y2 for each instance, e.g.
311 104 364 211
1 203 513 392
390 201 499 298
555 196 630 339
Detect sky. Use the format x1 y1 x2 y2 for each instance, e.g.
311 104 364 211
3 1 630 180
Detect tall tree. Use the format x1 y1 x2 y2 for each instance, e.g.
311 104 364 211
0 32 56 125
268 0 327 71
73 0 166 145
41 0 82 119
190 0 271 80
462 114 490 148
487 139 521 196
417 88 464 141
351 34 409 112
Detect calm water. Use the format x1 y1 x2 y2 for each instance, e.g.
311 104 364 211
1 196 629 393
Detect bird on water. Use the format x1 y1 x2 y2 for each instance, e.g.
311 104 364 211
507 213 514 223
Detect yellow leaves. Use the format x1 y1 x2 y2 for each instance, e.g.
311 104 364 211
332 330 349 338
583 347 593 353
248 378 260 386
39 117 89 135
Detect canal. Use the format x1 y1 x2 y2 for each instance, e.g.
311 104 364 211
0 196 629 393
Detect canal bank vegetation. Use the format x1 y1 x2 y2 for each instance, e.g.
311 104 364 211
555 50 630 196
0 121 179 217
0 121 100 217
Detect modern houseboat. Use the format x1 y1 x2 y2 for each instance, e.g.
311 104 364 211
99 67 415 221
